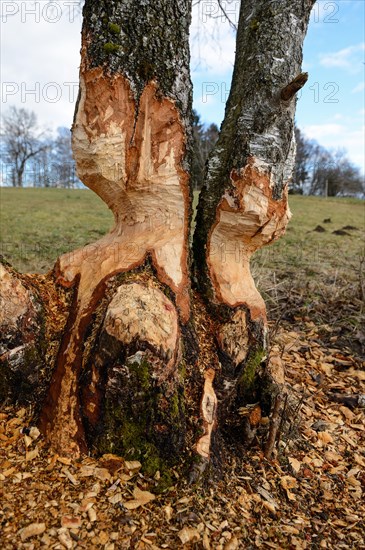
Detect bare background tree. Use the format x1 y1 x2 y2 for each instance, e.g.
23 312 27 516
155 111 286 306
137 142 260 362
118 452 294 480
1 107 49 187
50 127 78 188
191 110 219 189
292 125 364 197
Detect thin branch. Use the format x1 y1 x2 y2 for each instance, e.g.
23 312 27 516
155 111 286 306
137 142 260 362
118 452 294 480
217 0 237 31
192 0 238 30
329 393 365 409
264 394 283 459
276 393 288 445
281 72 308 101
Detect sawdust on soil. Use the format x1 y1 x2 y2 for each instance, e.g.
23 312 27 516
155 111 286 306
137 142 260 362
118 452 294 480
1 316 364 550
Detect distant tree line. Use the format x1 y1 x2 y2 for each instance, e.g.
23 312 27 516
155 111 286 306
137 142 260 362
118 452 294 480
1 106 79 188
292 126 364 197
193 113 363 197
1 106 364 196
191 110 219 190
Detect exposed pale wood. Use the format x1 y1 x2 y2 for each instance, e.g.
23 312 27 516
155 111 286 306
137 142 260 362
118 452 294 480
207 157 291 322
58 69 190 321
103 283 180 374
195 368 217 460
267 352 285 386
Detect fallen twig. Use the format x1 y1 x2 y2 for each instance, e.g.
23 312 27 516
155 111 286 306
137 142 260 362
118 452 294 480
264 394 283 459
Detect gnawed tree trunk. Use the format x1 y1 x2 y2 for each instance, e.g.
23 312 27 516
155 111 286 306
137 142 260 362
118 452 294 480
38 0 193 459
0 0 314 476
193 0 313 439
0 263 45 398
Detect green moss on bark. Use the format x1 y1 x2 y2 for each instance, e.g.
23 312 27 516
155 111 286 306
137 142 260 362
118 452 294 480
95 355 185 487
238 348 265 403
103 42 120 54
82 0 192 111
108 22 121 34
128 358 151 392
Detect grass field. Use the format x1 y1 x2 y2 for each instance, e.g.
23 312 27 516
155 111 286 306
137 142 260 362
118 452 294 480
1 188 363 275
1 188 364 352
251 194 365 318
0 188 113 273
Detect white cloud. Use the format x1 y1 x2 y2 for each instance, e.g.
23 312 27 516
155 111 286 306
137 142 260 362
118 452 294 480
352 82 365 94
303 123 344 139
319 43 365 72
1 6 82 133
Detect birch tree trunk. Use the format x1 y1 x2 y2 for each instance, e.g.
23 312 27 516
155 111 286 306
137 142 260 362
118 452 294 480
193 0 314 439
0 0 314 476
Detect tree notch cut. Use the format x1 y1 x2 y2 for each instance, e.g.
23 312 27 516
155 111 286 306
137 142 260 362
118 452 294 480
40 66 191 455
207 157 291 322
59 68 191 321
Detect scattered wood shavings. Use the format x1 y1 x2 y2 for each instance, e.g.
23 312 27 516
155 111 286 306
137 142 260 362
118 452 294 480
124 487 156 510
18 522 46 541
0 320 364 549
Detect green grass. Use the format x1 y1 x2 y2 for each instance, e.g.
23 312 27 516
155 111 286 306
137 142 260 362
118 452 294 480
253 195 364 278
258 196 365 268
251 196 364 350
1 189 364 281
1 188 363 352
0 188 113 273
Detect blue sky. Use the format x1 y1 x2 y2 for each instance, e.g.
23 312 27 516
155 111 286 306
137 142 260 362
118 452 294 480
191 0 365 173
1 0 364 173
